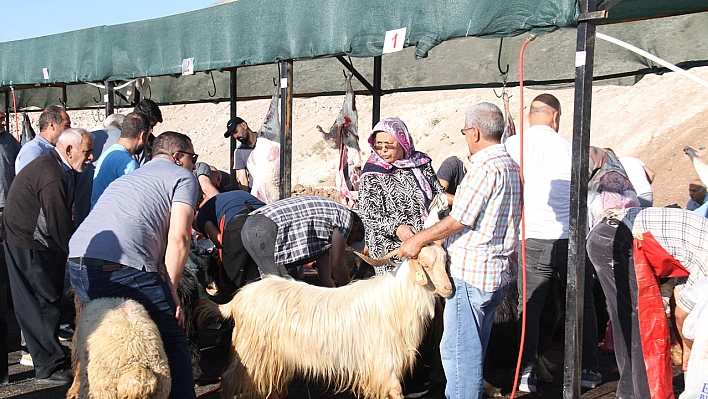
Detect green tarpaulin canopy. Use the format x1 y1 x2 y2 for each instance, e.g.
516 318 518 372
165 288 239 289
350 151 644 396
1 0 707 110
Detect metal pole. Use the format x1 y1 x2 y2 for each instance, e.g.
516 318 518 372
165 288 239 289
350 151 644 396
372 56 382 128
105 81 115 117
3 91 9 131
279 60 294 199
229 68 238 191
61 84 68 109
563 0 597 397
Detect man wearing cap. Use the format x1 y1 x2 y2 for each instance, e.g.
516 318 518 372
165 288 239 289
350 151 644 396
223 117 256 192
240 196 365 288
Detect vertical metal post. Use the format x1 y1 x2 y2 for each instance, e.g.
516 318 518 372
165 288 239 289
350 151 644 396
229 68 238 191
4 91 9 131
105 81 115 116
372 56 382 128
279 60 294 199
61 84 68 109
563 1 597 398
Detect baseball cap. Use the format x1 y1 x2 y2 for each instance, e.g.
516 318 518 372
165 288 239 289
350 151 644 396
223 117 246 138
348 211 366 251
349 238 366 252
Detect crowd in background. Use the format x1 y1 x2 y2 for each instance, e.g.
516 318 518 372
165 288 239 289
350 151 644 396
0 91 706 399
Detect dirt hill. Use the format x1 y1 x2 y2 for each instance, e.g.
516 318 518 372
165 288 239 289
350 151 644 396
29 65 708 208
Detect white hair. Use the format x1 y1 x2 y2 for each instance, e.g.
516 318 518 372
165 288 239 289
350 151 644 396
465 102 504 141
103 113 126 129
57 128 94 147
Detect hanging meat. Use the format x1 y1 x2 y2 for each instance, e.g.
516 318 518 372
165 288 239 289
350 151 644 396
247 83 281 204
316 73 362 209
500 92 516 143
20 113 36 145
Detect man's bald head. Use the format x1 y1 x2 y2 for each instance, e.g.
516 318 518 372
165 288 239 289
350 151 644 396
689 179 707 204
529 94 562 131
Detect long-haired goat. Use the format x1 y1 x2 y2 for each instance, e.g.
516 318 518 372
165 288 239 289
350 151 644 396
66 297 171 399
197 243 452 399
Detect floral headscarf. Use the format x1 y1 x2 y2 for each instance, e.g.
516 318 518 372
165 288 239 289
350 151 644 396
587 147 640 229
362 117 434 208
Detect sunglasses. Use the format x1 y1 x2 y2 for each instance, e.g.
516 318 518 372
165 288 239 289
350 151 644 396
176 151 199 163
460 127 474 135
374 144 397 151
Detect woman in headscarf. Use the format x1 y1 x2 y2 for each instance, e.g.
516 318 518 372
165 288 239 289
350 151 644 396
358 117 445 398
358 117 444 274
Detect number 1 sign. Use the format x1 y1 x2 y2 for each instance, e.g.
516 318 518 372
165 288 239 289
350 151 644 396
382 28 407 54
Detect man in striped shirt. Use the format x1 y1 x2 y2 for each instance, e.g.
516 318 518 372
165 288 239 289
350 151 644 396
399 102 522 399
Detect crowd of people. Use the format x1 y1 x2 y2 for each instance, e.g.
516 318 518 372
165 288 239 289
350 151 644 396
0 91 705 399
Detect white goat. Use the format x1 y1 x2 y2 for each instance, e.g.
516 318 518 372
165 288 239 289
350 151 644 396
66 297 171 399
198 244 452 399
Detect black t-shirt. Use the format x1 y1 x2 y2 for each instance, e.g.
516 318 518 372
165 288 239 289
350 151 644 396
436 156 467 195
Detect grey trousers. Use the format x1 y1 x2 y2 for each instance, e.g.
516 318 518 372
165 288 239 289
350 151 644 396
587 220 650 399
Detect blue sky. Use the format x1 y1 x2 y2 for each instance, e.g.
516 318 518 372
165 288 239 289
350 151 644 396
2 0 216 43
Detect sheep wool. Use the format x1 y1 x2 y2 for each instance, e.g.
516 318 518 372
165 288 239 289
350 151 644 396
67 297 171 399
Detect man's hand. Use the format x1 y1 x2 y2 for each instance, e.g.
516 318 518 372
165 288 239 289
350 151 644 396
396 225 417 241
399 236 424 259
682 340 692 371
673 293 692 371
171 290 185 328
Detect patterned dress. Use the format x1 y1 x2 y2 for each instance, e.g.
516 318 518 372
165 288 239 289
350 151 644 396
359 162 444 275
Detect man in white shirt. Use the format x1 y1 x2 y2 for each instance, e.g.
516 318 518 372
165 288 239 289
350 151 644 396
504 94 600 392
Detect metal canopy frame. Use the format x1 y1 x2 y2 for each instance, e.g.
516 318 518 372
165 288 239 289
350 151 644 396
0 4 693 396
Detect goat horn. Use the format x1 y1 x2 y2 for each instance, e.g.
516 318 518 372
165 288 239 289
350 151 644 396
352 248 399 267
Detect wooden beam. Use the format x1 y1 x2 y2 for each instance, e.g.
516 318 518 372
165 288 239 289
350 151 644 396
279 61 294 199
372 56 382 128
105 81 115 116
229 68 238 192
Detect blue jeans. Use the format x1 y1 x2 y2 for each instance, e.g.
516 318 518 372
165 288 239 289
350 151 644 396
69 261 196 399
441 278 508 399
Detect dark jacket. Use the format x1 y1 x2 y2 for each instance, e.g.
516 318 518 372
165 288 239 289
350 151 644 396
0 150 74 253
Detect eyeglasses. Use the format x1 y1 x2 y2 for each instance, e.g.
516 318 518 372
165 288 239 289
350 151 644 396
374 144 397 151
460 127 474 135
176 151 199 163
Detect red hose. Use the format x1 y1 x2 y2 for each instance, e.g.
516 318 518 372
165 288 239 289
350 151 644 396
509 34 534 398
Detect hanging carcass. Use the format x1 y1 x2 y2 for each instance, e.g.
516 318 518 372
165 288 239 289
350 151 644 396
247 82 281 204
500 91 516 143
20 112 36 145
317 73 363 208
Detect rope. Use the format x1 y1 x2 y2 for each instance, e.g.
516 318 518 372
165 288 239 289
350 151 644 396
595 32 708 90
510 33 535 399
